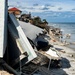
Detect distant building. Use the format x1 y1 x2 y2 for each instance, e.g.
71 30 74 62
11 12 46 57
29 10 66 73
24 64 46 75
8 7 22 18
19 12 31 22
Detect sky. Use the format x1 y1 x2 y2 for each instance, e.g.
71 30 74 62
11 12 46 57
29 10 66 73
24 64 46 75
8 0 75 23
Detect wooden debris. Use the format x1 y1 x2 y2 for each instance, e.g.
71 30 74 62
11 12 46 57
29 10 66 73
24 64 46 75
31 51 49 65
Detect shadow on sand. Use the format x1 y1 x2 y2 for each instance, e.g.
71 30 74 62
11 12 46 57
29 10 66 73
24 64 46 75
48 57 70 75
61 57 71 68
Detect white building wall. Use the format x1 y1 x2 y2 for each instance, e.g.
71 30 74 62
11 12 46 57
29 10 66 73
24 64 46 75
0 0 8 57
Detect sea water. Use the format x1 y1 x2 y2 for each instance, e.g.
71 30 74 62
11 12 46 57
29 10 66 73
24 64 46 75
49 23 75 49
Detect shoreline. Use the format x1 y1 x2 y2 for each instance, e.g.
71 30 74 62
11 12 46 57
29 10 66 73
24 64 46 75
49 26 75 50
49 23 75 49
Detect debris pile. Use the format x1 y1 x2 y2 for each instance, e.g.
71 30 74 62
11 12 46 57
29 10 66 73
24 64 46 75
0 1 62 74
0 13 62 75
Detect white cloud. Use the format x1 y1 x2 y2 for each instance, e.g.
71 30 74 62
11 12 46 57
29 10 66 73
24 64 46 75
8 0 75 13
46 12 61 18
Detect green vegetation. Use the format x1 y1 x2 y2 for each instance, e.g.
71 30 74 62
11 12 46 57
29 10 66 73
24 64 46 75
31 16 48 29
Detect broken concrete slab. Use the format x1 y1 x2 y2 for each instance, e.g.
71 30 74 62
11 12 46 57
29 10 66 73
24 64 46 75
18 20 50 48
39 49 61 60
46 48 59 58
18 21 44 41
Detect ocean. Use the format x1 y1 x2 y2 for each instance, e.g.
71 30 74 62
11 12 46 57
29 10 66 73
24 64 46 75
49 23 75 49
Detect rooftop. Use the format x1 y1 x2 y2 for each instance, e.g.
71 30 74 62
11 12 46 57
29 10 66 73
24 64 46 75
8 7 21 12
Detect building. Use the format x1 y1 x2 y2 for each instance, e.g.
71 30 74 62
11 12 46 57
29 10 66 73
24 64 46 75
19 12 31 22
21 13 31 19
0 0 8 58
8 7 22 17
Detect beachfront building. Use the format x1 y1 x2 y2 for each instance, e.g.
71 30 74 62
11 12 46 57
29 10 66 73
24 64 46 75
0 0 8 57
21 12 31 19
8 7 22 18
19 12 31 22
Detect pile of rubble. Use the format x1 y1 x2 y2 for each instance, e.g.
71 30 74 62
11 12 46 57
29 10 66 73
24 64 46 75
0 10 62 75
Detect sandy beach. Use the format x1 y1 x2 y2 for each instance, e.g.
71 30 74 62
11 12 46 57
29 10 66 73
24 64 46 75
49 35 75 75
